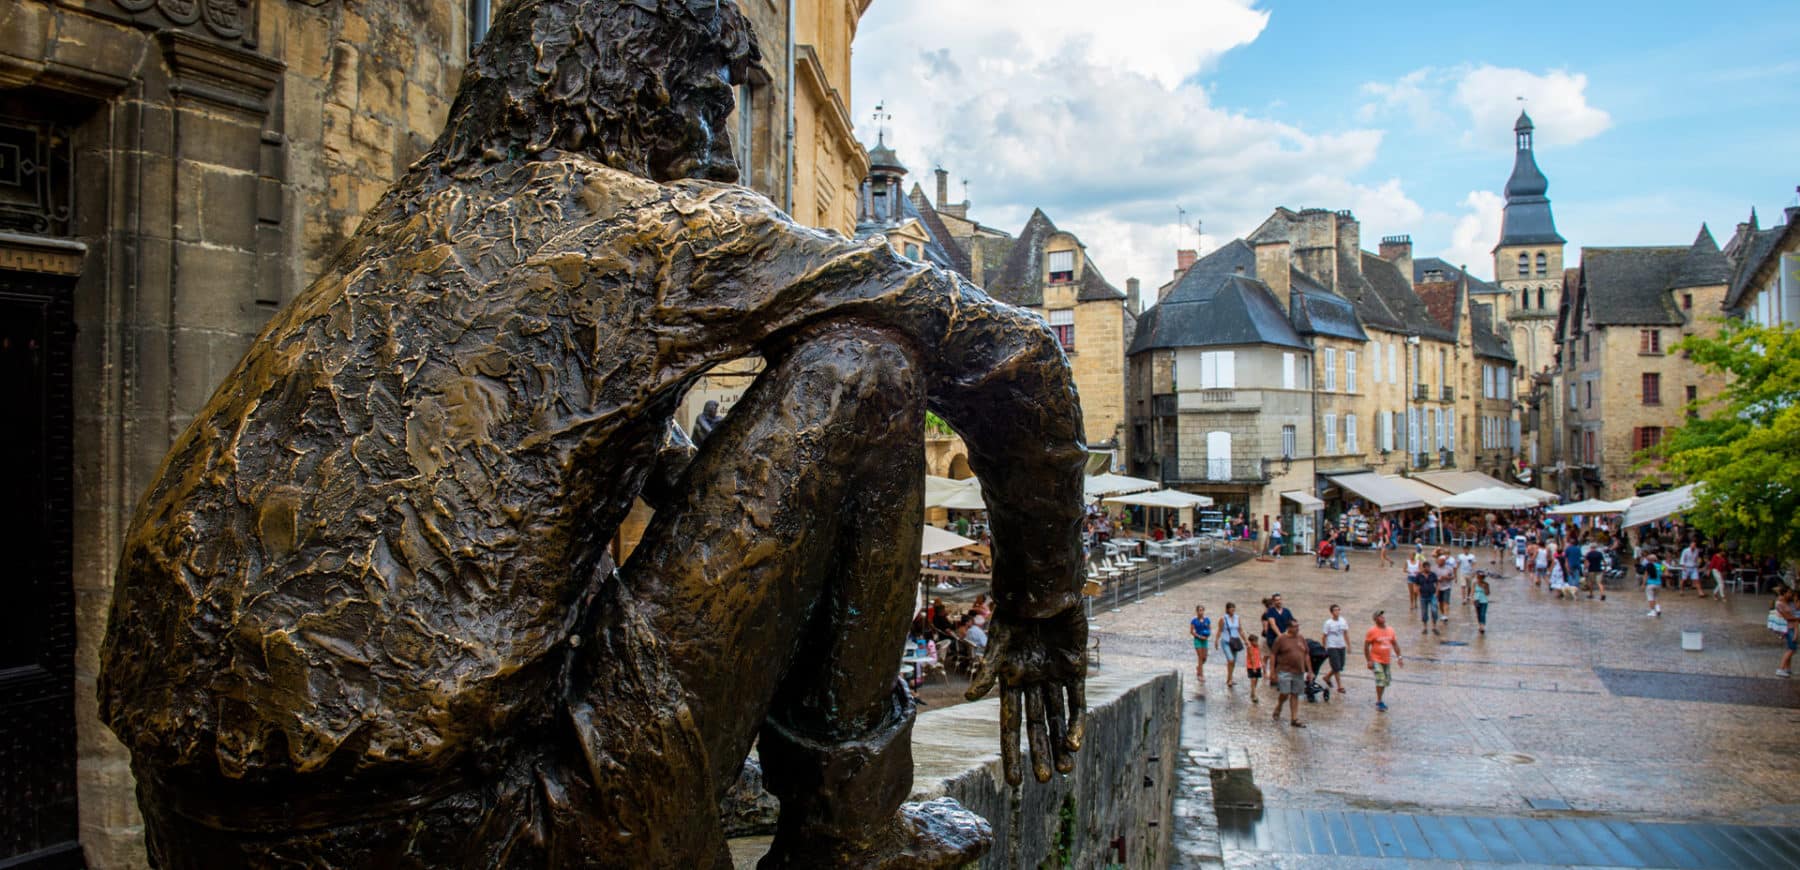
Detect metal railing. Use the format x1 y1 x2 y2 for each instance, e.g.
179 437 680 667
1082 541 1246 623
1414 384 1429 400
1441 386 1455 401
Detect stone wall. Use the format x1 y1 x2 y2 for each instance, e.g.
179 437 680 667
909 669 1182 869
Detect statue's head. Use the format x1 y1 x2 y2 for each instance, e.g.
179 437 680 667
436 0 759 183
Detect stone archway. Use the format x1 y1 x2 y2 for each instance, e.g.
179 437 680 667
947 453 974 481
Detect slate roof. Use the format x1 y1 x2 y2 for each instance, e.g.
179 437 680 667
986 209 1124 307
1129 241 1309 354
1415 281 1460 334
1351 254 1410 333
1471 302 1515 362
1671 225 1730 289
1577 224 1730 327
906 185 973 278
1497 116 1564 248
1725 221 1793 311
1290 288 1368 341
1414 258 1501 296
1361 253 1453 341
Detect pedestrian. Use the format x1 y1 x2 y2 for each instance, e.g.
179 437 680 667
1585 544 1607 601
1548 552 1573 599
1416 555 1441 636
1364 610 1403 712
1459 545 1478 605
1189 605 1211 683
1679 541 1702 597
1644 552 1664 617
1531 541 1549 588
1267 517 1285 559
1377 516 1393 568
1777 588 1798 678
1405 549 1425 611
1220 603 1244 688
1262 594 1294 652
1514 532 1527 576
1433 549 1454 625
1491 524 1508 569
1563 536 1585 595
1333 525 1351 572
1709 549 1729 602
1474 573 1491 635
1243 635 1264 704
1322 604 1350 694
1271 622 1313 728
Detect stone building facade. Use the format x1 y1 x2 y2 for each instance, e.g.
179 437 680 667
1557 228 1731 500
1723 203 1800 327
0 0 873 864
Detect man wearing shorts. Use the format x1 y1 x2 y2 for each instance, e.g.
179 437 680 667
1364 611 1404 712
1680 542 1702 596
1321 605 1350 695
1644 555 1664 617
1271 622 1313 727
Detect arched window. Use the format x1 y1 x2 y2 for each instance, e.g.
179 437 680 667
1537 287 1547 309
1521 288 1531 310
1535 252 1548 276
1517 252 1529 276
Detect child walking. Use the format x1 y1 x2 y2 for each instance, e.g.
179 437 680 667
1243 636 1264 704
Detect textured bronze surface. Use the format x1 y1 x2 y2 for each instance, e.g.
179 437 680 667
98 0 1088 866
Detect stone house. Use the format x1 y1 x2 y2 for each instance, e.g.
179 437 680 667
985 209 1134 461
0 0 872 864
1723 203 1800 327
1556 227 1731 500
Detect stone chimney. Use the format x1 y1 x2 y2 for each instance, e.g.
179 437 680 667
1253 239 1291 310
935 168 950 210
1174 248 1198 280
1335 211 1362 286
1126 277 1141 315
1379 234 1414 289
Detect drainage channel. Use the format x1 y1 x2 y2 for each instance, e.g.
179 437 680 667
1216 805 1800 868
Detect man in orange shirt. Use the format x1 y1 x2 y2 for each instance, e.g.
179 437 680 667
1364 610 1405 712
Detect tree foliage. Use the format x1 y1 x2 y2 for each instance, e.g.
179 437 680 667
1650 322 1800 563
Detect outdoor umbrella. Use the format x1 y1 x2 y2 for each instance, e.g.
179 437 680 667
921 524 978 556
1100 490 1214 509
1548 498 1634 516
1084 472 1160 500
925 475 986 511
1441 486 1542 511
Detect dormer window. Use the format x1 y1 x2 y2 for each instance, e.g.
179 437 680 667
1047 250 1075 284
1424 270 1444 282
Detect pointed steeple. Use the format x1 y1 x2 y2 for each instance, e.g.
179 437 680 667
1495 110 1563 249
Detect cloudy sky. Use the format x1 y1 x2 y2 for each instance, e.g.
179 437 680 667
849 0 1800 285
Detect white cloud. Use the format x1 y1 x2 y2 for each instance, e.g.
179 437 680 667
853 0 1425 284
1441 190 1507 279
1359 65 1612 150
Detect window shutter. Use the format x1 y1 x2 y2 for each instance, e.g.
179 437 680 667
1282 352 1296 389
1346 414 1358 453
1201 352 1217 389
1219 351 1236 388
1046 250 1075 274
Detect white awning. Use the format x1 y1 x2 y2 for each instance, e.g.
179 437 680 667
1103 489 1214 509
1281 490 1325 511
1085 472 1161 499
924 476 986 511
1413 470 1514 495
1519 487 1559 505
1548 497 1635 516
921 524 978 556
1441 486 1542 511
1621 484 1698 529
1328 473 1425 512
1383 475 1451 508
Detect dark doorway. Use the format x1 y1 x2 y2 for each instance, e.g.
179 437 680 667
0 264 82 868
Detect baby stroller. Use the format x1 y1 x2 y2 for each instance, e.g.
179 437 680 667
1304 639 1332 703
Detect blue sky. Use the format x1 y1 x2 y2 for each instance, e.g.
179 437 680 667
851 0 1800 284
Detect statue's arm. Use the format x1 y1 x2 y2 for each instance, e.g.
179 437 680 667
650 183 1087 619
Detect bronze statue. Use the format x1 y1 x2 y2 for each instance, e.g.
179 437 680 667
97 0 1089 866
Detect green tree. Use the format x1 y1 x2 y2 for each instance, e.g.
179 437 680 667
1647 322 1800 563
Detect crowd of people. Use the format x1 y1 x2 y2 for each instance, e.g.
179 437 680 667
1187 593 1405 726
904 595 993 693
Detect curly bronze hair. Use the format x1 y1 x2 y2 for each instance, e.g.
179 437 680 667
435 0 761 181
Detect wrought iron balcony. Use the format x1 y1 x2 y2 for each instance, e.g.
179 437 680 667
1440 386 1455 402
1414 384 1428 400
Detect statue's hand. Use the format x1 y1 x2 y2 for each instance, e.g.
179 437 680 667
965 605 1087 785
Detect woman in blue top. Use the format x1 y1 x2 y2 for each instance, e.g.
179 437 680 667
1190 605 1212 682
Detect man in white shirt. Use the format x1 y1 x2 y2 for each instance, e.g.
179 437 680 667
1679 542 1702 597
1322 605 1350 694
1268 518 1285 559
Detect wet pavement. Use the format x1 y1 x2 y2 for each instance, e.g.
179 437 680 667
1090 546 1800 865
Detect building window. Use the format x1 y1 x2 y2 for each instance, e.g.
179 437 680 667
1199 350 1236 389
1346 350 1358 392
1682 293 1693 311
1371 342 1381 384
1521 288 1531 310
1686 384 1698 419
1642 372 1661 405
903 243 920 260
1324 414 1338 454
1388 341 1398 382
1569 382 1578 409
1517 252 1529 277
1437 348 1447 390
1639 329 1661 354
1282 352 1296 389
1206 431 1232 481
1537 287 1546 309
1582 332 1590 362
1346 413 1358 453
1535 252 1548 277
1046 250 1075 284
1585 380 1593 409
1323 348 1336 391
1433 408 1444 451
1048 309 1075 350
1585 430 1596 464
1446 408 1455 452
1281 425 1297 459
467 0 491 55
1633 426 1664 452
1378 413 1391 451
